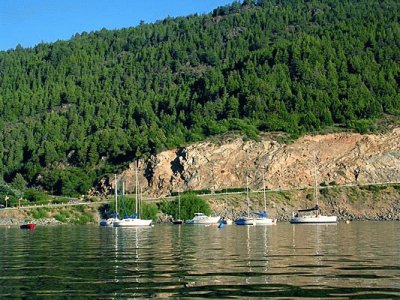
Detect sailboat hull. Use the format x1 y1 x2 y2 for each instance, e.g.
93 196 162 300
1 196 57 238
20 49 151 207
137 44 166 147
185 215 220 225
235 217 255 226
290 215 337 224
113 218 152 227
99 218 116 227
254 218 277 225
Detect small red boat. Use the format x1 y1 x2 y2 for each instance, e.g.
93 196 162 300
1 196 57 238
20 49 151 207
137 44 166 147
20 223 36 230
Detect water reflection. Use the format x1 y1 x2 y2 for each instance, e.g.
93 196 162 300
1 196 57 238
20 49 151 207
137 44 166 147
0 223 399 298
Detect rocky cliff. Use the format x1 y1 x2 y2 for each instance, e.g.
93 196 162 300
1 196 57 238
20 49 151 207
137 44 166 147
98 128 399 198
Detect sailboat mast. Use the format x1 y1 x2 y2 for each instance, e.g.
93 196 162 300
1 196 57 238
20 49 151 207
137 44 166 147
135 161 138 215
122 181 125 216
178 192 181 220
313 151 318 206
140 187 142 218
115 174 118 217
225 188 227 211
246 176 250 217
263 171 266 212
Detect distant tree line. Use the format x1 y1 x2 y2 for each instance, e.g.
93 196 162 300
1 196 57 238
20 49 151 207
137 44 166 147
0 0 399 196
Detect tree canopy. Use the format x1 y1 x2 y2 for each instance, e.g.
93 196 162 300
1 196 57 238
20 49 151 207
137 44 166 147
1 0 399 196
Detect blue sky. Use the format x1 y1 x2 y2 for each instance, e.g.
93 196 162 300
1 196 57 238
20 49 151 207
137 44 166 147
0 0 235 51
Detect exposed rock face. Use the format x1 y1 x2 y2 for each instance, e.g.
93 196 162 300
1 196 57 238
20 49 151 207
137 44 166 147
110 129 400 198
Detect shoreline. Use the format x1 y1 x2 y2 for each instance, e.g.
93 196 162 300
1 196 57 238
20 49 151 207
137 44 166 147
0 212 399 227
1 184 399 225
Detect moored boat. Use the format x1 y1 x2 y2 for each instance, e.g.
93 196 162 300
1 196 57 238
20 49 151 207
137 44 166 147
252 169 277 225
113 216 152 227
290 212 337 224
235 176 255 226
20 223 35 230
290 205 337 224
253 211 277 225
172 192 183 225
99 216 118 227
114 161 153 227
185 213 220 225
234 216 255 226
100 175 120 227
289 151 337 224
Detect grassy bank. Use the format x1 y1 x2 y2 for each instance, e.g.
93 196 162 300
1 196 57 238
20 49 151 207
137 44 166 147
0 204 101 226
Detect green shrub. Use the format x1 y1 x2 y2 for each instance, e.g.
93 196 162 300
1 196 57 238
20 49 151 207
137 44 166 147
160 193 212 221
24 189 48 202
306 193 313 201
348 119 377 134
31 208 49 219
73 213 94 225
10 173 27 190
320 187 329 196
214 187 247 194
73 205 86 213
171 189 212 196
141 203 159 221
0 184 19 207
52 198 70 204
348 187 361 203
360 185 387 192
54 213 67 223
54 210 70 223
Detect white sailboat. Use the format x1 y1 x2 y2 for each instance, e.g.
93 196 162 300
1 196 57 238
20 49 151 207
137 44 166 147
114 217 152 227
113 161 152 227
220 188 233 225
100 174 119 227
185 213 221 225
185 166 220 225
253 171 277 225
290 152 337 224
172 192 183 225
235 177 256 226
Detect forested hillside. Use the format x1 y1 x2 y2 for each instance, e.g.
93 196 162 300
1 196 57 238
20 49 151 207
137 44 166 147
1 0 399 196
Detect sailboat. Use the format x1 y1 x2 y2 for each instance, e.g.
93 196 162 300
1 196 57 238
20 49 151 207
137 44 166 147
289 152 337 224
113 161 153 227
172 192 183 224
235 177 256 225
185 213 221 225
185 169 220 225
100 174 119 227
220 188 233 225
253 171 277 225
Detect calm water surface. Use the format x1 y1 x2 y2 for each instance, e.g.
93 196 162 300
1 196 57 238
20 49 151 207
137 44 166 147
0 222 399 299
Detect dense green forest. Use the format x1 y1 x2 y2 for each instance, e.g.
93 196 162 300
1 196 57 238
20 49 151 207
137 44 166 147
0 0 399 197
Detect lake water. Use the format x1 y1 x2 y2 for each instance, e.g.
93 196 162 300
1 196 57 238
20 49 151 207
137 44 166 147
0 222 399 299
